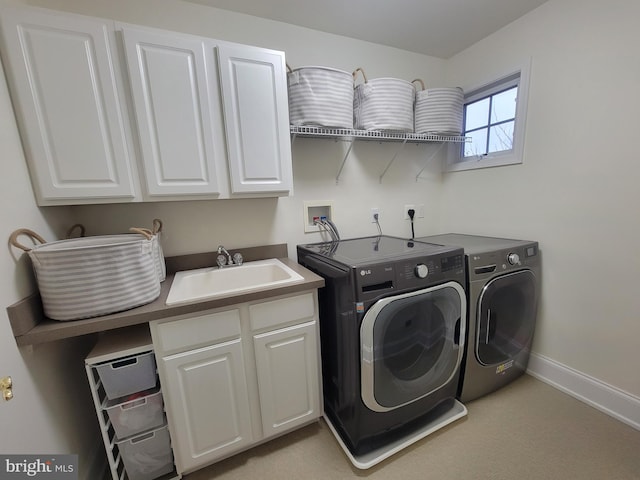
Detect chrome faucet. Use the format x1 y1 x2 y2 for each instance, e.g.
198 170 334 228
217 245 243 268
217 245 232 266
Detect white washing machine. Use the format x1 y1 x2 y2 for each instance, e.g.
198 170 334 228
418 234 540 403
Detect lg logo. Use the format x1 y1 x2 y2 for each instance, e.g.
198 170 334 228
360 269 372 276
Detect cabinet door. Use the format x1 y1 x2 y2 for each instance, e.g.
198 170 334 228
0 7 137 203
121 26 226 198
217 43 293 195
161 340 252 474
253 321 320 438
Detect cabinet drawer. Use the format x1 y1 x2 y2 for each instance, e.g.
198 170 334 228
249 293 315 332
153 308 241 355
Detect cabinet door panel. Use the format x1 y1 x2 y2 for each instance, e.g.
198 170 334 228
121 26 225 197
0 8 137 202
162 340 252 473
217 44 292 194
253 321 320 438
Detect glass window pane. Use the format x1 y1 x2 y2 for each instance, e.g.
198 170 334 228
464 128 488 157
465 98 490 131
490 87 517 123
488 121 514 153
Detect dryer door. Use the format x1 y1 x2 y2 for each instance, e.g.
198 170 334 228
476 270 537 366
361 282 466 412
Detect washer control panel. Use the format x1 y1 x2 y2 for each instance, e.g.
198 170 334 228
396 252 464 290
414 263 429 278
354 250 465 302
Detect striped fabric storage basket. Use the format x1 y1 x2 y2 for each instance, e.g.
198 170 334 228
10 229 161 321
414 82 464 135
288 66 354 129
67 219 166 282
353 68 415 132
129 218 166 282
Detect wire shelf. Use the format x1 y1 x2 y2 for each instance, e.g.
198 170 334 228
290 125 468 143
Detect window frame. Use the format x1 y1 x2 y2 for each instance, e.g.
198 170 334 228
446 59 531 172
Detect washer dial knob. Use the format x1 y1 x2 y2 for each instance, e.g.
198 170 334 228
507 253 520 265
415 263 429 278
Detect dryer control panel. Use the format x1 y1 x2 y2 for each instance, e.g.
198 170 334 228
468 242 539 281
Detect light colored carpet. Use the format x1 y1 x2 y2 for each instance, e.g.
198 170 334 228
184 375 640 479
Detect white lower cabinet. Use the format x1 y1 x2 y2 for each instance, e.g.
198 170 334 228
161 340 253 473
253 321 320 438
150 291 321 475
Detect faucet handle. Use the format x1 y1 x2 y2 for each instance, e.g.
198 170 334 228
232 253 244 266
216 254 228 267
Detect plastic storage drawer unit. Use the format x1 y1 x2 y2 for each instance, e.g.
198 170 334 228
96 352 157 400
104 389 164 439
116 424 173 480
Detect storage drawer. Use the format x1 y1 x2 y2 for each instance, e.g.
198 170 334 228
249 293 315 332
153 308 241 355
96 352 157 400
104 389 164 440
116 424 174 480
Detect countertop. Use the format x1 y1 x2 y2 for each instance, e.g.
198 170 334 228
7 245 324 346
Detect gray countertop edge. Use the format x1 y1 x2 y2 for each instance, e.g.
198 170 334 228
9 249 324 346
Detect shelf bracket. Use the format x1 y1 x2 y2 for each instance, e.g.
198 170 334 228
379 139 408 183
336 139 355 184
291 132 298 145
415 142 446 181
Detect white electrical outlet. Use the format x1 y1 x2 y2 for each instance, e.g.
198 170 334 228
404 204 415 220
371 208 379 223
417 204 425 218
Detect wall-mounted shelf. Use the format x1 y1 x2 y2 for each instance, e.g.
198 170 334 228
289 125 468 183
290 125 467 143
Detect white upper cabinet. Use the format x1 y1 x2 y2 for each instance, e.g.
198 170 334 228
217 44 293 195
0 6 293 204
120 25 226 198
0 7 138 204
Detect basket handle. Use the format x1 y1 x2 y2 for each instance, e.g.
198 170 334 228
286 63 292 73
129 228 153 240
9 228 47 252
66 223 86 239
411 79 426 91
151 218 163 234
352 67 368 84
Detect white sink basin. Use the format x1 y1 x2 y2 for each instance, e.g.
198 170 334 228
166 258 305 306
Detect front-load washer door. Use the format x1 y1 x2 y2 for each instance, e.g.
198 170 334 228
476 270 537 366
361 281 466 412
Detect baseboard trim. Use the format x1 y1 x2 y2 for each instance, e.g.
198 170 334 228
526 352 640 431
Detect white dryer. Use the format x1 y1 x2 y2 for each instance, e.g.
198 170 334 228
418 234 540 402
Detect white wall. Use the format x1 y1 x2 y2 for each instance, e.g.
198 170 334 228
442 0 640 397
0 53 102 474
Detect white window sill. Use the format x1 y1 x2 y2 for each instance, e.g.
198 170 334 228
446 152 522 172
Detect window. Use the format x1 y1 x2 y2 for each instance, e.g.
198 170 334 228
446 61 530 172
